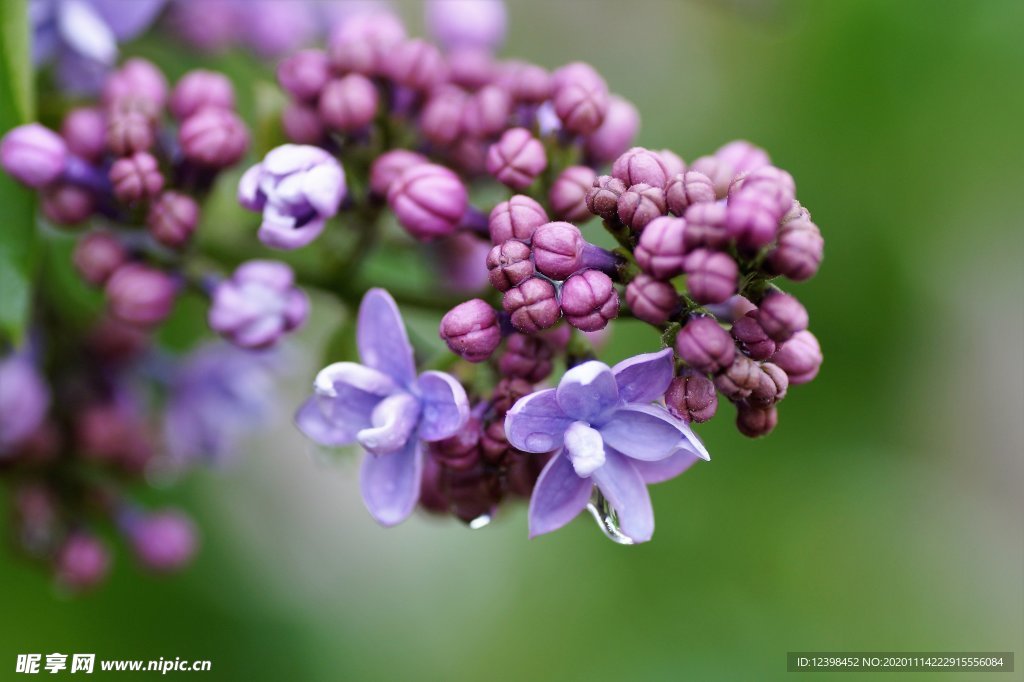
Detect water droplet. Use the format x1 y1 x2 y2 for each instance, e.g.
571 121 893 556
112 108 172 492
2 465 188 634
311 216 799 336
467 514 492 530
524 433 553 452
586 489 634 545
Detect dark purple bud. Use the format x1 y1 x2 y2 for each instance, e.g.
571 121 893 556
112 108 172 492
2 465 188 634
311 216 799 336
768 219 824 281
179 108 249 168
276 49 330 102
667 171 716 215
730 312 776 360
503 277 561 333
102 58 169 114
749 362 789 406
586 96 640 164
0 124 68 188
757 291 809 343
462 84 512 138
625 274 678 325
714 139 771 176
388 163 468 240
689 155 734 199
41 184 94 225
126 510 198 572
170 69 235 120
60 108 106 162
55 533 110 590
531 221 583 279
208 260 308 348
714 354 762 400
684 248 738 304
73 232 126 286
560 269 618 332
675 316 735 374
370 149 428 198
552 62 609 135
319 74 379 133
635 215 688 280
109 152 163 204
430 416 481 471
771 330 822 384
440 299 502 362
419 86 468 147
147 191 200 248
725 189 780 250
448 48 497 89
386 39 449 92
486 127 547 189
682 202 729 251
500 60 552 104
586 175 627 221
281 101 325 144
106 264 177 327
617 183 666 231
106 109 154 156
665 372 718 423
612 146 671 189
549 165 596 223
488 194 547 244
736 403 778 438
499 334 553 382
486 239 534 291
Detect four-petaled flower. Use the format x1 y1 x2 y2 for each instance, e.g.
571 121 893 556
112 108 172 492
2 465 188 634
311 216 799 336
296 289 470 526
505 348 709 543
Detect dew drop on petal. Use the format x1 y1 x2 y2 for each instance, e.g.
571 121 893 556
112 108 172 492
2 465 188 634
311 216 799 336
586 488 634 545
524 433 554 452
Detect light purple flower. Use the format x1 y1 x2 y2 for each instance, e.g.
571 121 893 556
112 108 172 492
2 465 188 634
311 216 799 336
425 0 506 53
208 260 309 349
0 355 51 455
238 145 346 250
296 289 470 527
504 348 708 542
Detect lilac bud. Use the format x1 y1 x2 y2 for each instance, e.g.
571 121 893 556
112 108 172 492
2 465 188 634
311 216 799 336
730 312 776 360
501 60 552 104
771 330 822 384
106 264 177 327
586 175 627 220
486 128 547 189
448 48 497 89
319 75 379 133
665 372 718 423
757 292 809 343
388 163 468 240
328 10 406 75
714 354 761 400
147 191 200 249
675 316 735 374
61 108 106 162
617 183 666 231
106 109 154 156
0 124 68 188
625 274 678 325
531 221 583 279
170 70 235 121
549 165 597 223
499 334 553 382
127 510 198 572
179 108 249 168
749 362 789 406
769 219 824 281
736 403 778 438
487 239 534 291
419 86 468 147
41 184 94 225
684 249 738 304
102 58 169 114
503 277 561 333
660 149 687 178
463 85 512 138
782 199 811 224
560 269 618 332
635 215 687 279
208 260 308 349
73 232 126 286
0 356 50 454
440 299 502 362
370 149 428 198
55 534 110 590
585 95 640 164
738 166 796 214
726 188 782 249
430 416 482 471
667 171 715 215
276 49 330 102
282 101 325 144
714 139 771 176
689 155 734 199
682 201 729 251
612 146 671 189
426 0 507 52
386 39 449 92
109 152 163 204
488 194 547 244
552 62 609 135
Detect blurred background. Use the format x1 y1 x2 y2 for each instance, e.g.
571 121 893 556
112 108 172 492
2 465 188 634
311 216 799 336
2 0 1022 679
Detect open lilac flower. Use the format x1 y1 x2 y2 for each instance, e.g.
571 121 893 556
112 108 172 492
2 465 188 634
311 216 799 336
504 348 709 542
238 144 346 250
296 289 470 527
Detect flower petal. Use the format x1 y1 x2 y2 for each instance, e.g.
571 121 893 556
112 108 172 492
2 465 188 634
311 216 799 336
564 421 605 477
679 421 711 461
263 144 331 176
505 389 571 453
294 397 357 447
59 0 118 64
555 360 620 423
599 404 685 461
89 0 166 40
612 347 675 404
301 162 345 217
630 449 701 484
312 361 396 430
238 163 265 210
360 438 423 527
357 288 417 386
357 392 421 456
527 451 592 538
416 370 469 442
592 449 654 543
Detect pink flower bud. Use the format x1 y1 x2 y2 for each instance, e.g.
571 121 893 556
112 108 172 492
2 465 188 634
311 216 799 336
488 194 547 244
737 166 796 215
635 216 687 280
319 75 379 133
625 274 678 325
660 149 686 177
684 249 738 304
276 49 330 102
486 128 546 189
552 62 609 135
462 84 511 138
714 354 761 400
448 48 497 89
281 101 325 144
730 312 776 360
0 123 68 188
726 189 780 250
170 70 235 120
55 533 110 590
586 175 627 221
499 334 554 382
549 165 596 223
689 155 734 199
714 139 771 176
328 10 406 76
682 202 729 251
560 269 618 331
675 316 735 374
73 232 126 286
757 292 809 343
736 403 778 438
612 146 671 189
500 60 552 104
749 362 789 406
666 171 715 215
420 86 468 147
179 108 249 168
61 108 106 162
386 39 449 92
109 152 163 203
370 149 428 198
665 372 718 423
770 330 822 384
388 163 468 240
617 183 666 231
105 264 177 327
586 95 640 164
768 219 823 281
531 221 584 279
487 239 534 292
127 509 198 573
147 191 200 248
102 58 168 114
41 184 94 225
440 299 502 362
106 109 154 156
503 277 561 333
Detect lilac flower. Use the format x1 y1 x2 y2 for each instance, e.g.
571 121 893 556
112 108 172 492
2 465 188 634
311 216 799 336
296 289 470 527
0 355 51 455
208 260 309 350
504 348 708 542
238 145 346 250
425 0 506 53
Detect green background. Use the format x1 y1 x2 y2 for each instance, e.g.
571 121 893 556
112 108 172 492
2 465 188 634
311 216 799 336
1 1 1022 680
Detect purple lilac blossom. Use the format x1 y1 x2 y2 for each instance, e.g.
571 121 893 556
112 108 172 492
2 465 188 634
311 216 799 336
208 260 309 349
0 355 51 455
425 0 506 53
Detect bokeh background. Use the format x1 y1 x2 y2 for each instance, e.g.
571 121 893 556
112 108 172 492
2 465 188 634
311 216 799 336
2 0 1022 679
